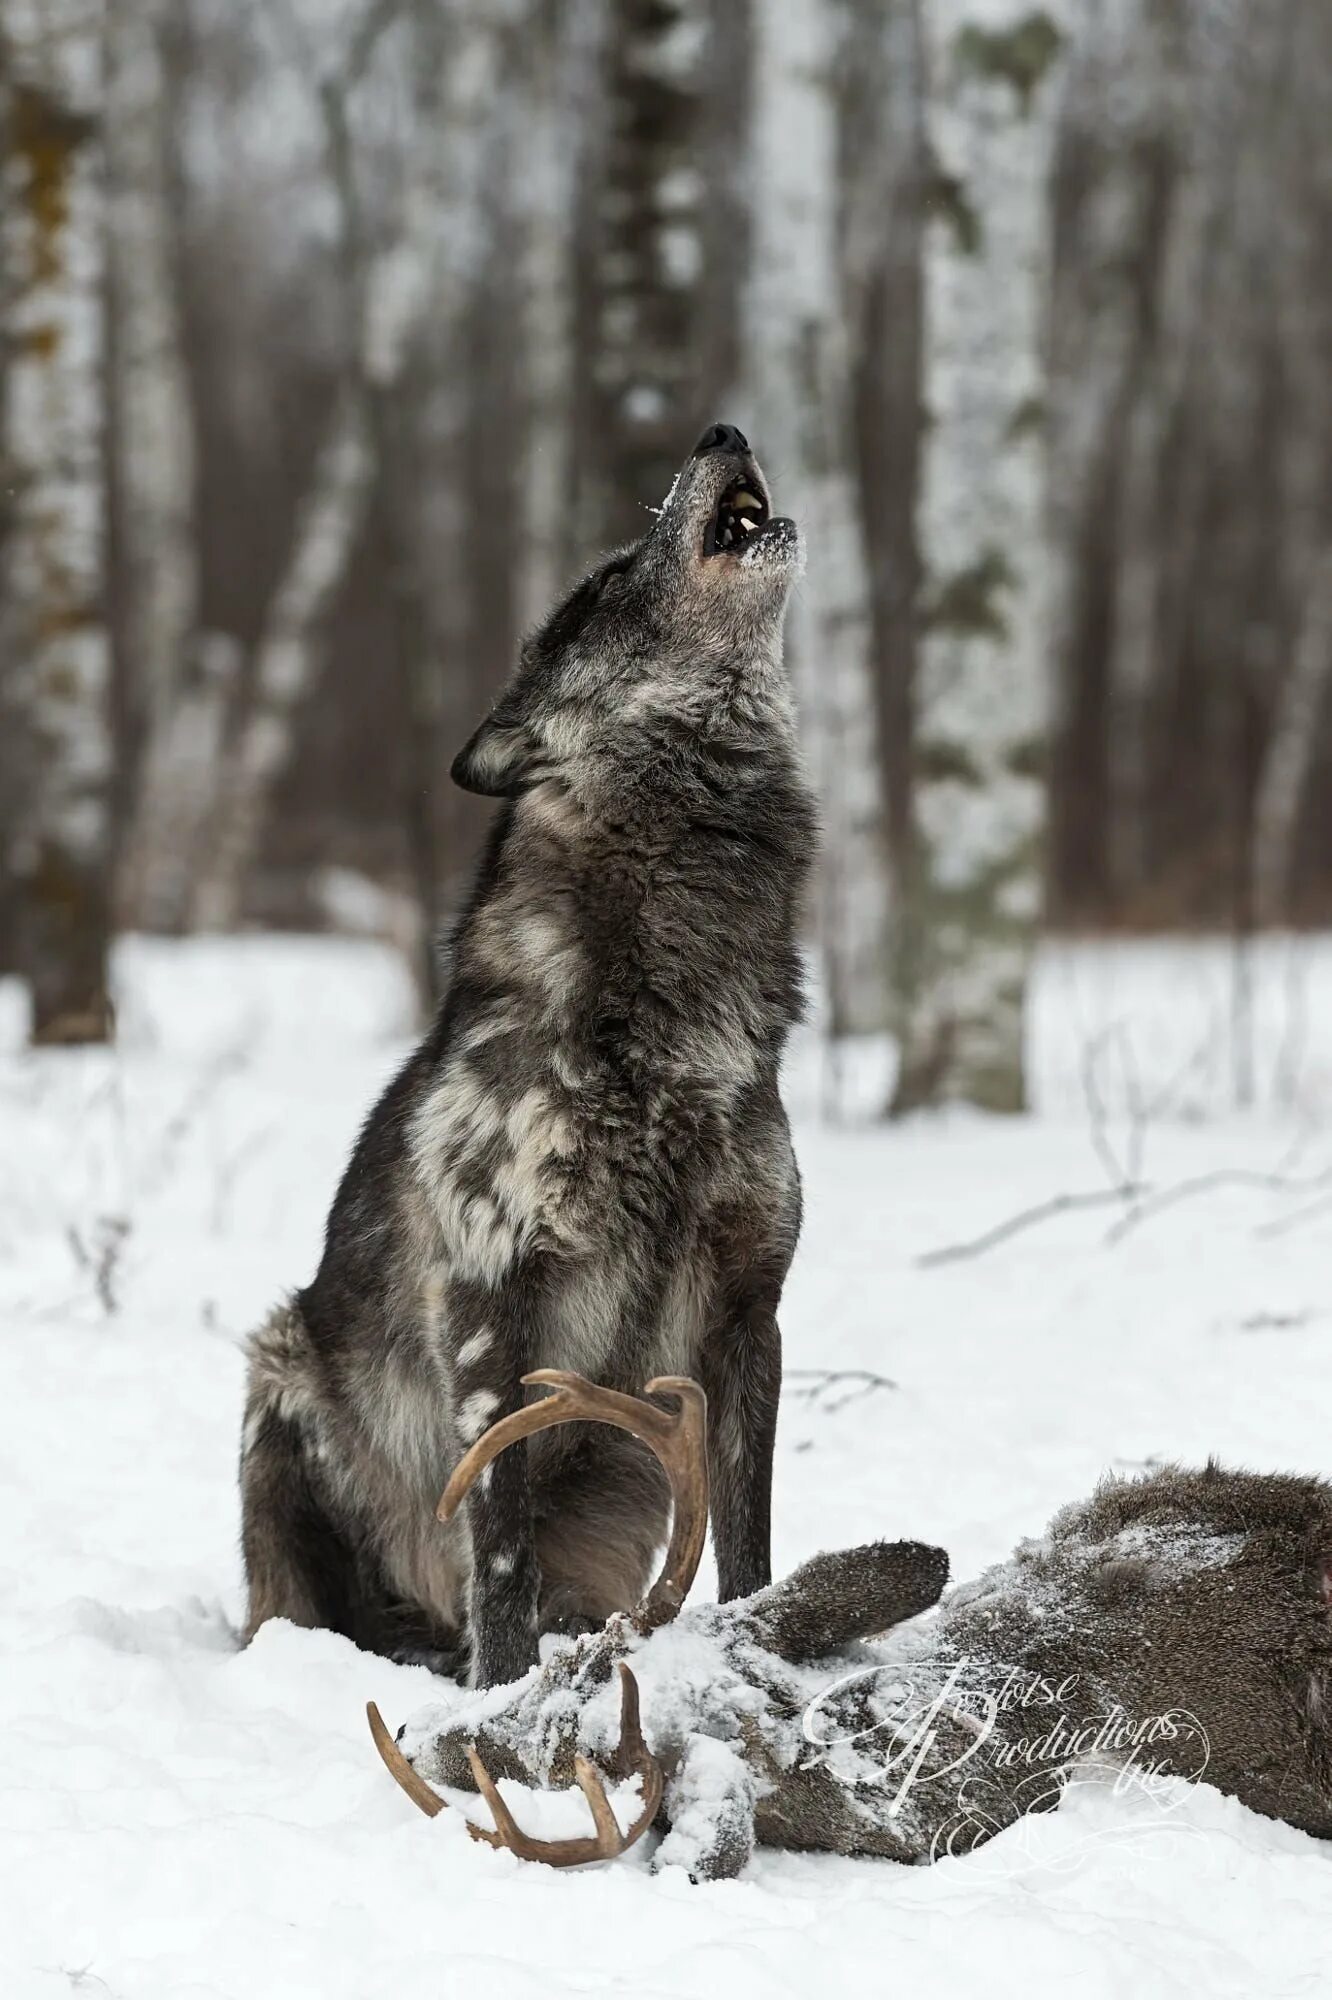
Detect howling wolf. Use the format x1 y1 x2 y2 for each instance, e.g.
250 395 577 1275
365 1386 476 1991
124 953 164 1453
239 424 816 1686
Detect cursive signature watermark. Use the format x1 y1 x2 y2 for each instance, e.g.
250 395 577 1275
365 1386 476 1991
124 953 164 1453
801 1657 1211 1868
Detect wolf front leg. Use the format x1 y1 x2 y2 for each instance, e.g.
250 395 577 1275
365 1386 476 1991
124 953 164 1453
699 1299 782 1603
447 1272 544 1687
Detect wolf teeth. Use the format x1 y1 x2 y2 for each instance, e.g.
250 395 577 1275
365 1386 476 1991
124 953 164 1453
707 482 767 557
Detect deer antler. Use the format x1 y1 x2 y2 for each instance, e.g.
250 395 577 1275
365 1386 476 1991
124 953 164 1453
437 1369 709 1631
368 1371 707 1865
465 1661 663 1865
368 1662 663 1867
367 1698 447 1819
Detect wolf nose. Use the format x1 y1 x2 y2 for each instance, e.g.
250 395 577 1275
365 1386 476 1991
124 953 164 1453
693 422 749 458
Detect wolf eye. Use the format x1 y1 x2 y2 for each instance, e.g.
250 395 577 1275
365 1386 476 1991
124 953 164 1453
597 565 628 600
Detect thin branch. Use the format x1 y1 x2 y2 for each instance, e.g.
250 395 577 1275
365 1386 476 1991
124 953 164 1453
918 1185 1146 1268
259 0 405 93
786 1368 897 1410
345 0 408 82
1256 1190 1332 1241
1080 1026 1131 1190
920 1015 1321 1270
1105 1164 1332 1247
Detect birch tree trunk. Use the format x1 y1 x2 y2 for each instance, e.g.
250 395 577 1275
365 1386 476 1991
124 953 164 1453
577 0 711 545
840 0 926 991
890 4 1065 1114
106 0 199 931
748 0 890 1051
514 0 587 632
1 0 114 1042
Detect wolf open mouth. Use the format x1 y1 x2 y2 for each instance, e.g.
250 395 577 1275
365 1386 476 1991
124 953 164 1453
703 478 770 557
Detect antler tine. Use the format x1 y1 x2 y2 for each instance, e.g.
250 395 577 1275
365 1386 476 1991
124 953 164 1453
436 1368 709 1632
462 1663 663 1867
367 1666 663 1867
367 1701 447 1820
573 1755 622 1849
609 1661 664 1823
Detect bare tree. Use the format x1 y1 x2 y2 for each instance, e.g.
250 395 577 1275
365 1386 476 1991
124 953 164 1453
1 0 115 1042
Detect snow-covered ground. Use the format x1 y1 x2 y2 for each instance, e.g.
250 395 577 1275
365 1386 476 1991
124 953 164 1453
3 933 1332 2000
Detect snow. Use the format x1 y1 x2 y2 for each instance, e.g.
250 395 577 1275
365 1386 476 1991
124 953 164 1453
4 932 1332 1998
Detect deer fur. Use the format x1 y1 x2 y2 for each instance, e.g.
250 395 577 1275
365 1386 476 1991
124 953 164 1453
399 1461 1332 1877
239 427 815 1686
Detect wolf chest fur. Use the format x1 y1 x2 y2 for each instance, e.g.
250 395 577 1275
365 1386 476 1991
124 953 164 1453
240 424 818 1686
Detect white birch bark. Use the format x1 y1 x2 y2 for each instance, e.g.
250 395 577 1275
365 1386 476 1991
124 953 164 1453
514 0 585 632
748 0 889 1042
2 0 114 1040
104 0 193 723
891 3 1066 1112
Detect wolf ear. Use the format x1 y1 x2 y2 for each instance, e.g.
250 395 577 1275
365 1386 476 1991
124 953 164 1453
450 716 541 797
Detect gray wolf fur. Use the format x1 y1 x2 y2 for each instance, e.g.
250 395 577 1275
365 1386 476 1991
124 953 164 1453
240 424 817 1686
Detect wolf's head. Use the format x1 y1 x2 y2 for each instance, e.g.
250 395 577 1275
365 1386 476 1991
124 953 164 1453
452 425 802 802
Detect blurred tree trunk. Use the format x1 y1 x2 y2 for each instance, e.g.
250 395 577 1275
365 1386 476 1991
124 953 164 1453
749 0 890 1056
1 0 115 1043
514 0 588 632
1048 0 1237 925
106 0 200 932
121 629 239 930
1045 0 1332 934
574 0 712 545
192 0 503 997
192 389 375 934
374 0 508 1004
889 4 1065 1114
841 0 926 992
1251 544 1332 930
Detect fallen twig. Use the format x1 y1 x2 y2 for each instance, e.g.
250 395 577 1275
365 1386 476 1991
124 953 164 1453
1106 1164 1332 1247
920 1023 1330 1268
786 1368 897 1410
1254 1188 1332 1241
918 1185 1146 1267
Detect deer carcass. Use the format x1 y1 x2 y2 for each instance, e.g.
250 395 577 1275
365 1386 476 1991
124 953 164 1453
368 1372 1332 1879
